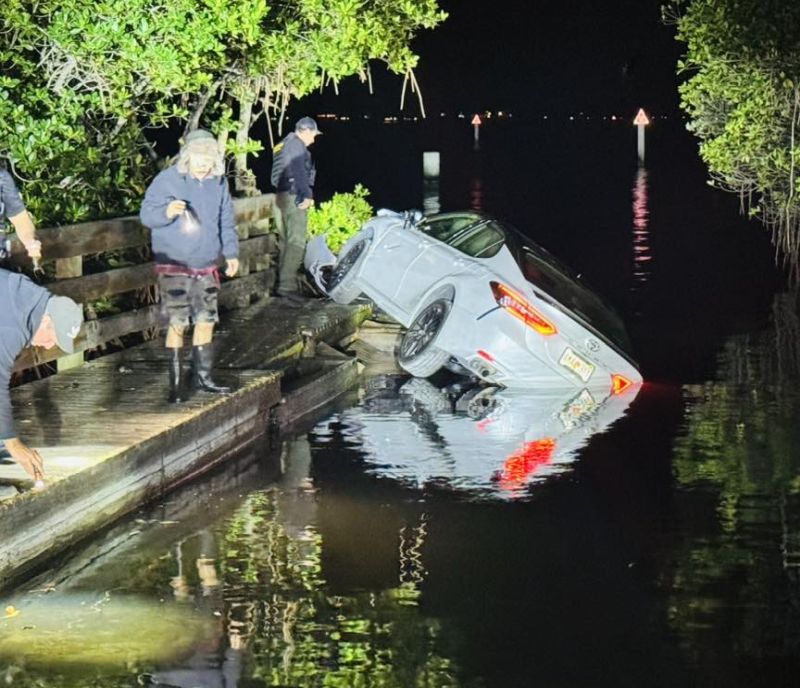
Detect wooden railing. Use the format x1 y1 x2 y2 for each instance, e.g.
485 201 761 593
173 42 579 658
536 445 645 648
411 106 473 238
6 194 276 373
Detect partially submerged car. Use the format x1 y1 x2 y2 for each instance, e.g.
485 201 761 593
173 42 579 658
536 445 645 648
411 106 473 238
313 375 640 499
309 210 642 393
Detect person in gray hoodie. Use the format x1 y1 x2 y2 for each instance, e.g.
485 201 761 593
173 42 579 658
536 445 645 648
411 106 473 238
0 269 83 481
140 130 240 403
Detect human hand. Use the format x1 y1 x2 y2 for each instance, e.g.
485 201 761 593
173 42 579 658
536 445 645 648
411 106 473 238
166 200 187 219
3 437 45 482
24 239 42 260
225 258 240 277
297 198 313 211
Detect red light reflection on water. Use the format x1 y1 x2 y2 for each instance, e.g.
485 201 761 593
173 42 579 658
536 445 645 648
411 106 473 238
631 168 651 305
497 438 556 493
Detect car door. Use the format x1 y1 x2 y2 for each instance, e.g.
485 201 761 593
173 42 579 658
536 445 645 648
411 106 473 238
356 220 429 320
360 213 483 320
393 213 480 314
392 219 510 315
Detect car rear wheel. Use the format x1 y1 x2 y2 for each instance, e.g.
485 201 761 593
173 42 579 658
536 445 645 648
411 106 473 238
397 298 452 378
327 239 369 304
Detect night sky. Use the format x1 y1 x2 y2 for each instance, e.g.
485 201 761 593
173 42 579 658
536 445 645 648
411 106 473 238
302 0 682 118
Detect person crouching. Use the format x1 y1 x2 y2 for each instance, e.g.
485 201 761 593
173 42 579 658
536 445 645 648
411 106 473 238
140 130 240 403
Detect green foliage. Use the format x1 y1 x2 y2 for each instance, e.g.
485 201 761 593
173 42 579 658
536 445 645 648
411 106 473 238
0 50 149 225
670 0 800 279
0 1 446 223
308 184 374 253
666 293 800 658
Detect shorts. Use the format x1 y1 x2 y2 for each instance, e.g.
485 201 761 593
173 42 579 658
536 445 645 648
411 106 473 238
157 271 220 328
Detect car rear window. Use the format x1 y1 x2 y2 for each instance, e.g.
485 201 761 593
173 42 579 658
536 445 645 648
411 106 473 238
450 221 506 258
518 245 634 356
418 213 481 243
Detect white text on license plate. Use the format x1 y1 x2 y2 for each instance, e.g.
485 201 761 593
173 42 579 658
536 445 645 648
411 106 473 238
559 347 594 382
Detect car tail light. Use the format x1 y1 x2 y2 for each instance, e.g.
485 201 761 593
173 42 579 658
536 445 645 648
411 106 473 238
477 349 495 362
490 281 557 335
611 374 634 395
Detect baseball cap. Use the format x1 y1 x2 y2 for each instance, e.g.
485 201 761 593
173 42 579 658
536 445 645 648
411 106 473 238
295 117 322 135
46 296 84 353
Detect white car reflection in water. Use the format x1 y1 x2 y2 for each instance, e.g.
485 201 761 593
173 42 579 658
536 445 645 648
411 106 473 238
313 375 640 500
306 210 642 394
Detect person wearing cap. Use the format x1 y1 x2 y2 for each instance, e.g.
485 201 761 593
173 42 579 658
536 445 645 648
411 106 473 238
140 129 240 403
0 268 83 481
270 116 322 305
0 166 42 263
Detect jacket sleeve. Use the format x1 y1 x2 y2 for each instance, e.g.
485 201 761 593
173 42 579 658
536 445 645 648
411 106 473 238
140 172 178 230
219 179 239 259
0 169 26 219
286 148 313 205
0 343 16 442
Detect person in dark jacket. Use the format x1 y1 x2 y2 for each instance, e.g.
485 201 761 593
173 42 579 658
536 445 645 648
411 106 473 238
0 166 42 263
271 116 321 304
0 269 83 481
140 129 240 403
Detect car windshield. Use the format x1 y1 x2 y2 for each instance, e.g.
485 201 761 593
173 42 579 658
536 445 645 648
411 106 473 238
418 213 482 243
516 241 634 356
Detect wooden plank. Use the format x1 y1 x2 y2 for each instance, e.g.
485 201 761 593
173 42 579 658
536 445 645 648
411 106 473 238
43 235 272 304
14 305 162 372
8 218 148 262
218 270 272 310
6 194 275 262
14 264 274 372
50 263 156 303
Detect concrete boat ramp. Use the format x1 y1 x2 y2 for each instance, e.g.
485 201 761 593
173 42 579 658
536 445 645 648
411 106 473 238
0 299 370 589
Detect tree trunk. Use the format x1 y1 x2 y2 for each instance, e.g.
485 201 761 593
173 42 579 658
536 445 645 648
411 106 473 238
234 96 258 197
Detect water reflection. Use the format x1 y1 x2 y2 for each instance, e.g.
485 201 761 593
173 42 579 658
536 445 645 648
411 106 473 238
631 167 651 308
667 293 800 671
313 376 639 499
422 178 441 215
6 337 800 686
469 175 484 212
6 437 458 688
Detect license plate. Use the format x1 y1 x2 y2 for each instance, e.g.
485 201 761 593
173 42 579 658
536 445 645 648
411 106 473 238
558 388 596 430
559 347 594 382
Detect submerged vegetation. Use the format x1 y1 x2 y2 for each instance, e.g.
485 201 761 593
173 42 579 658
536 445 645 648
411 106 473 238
3 478 460 687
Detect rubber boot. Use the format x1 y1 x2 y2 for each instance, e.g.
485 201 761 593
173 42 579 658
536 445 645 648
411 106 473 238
168 348 184 404
192 344 231 394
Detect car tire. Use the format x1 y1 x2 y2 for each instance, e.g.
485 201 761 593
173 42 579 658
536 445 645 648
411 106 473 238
397 298 452 378
327 238 369 304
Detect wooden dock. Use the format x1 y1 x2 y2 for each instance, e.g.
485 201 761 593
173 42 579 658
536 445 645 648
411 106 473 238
0 298 370 589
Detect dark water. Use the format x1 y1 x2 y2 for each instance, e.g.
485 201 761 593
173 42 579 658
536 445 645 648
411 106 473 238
3 122 800 687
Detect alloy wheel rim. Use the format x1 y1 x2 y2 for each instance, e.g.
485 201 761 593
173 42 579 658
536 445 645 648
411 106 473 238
328 241 365 290
400 301 448 360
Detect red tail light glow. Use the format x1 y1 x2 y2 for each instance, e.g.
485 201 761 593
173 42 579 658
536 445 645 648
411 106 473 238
477 349 495 362
490 281 557 335
611 374 634 395
499 438 556 492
